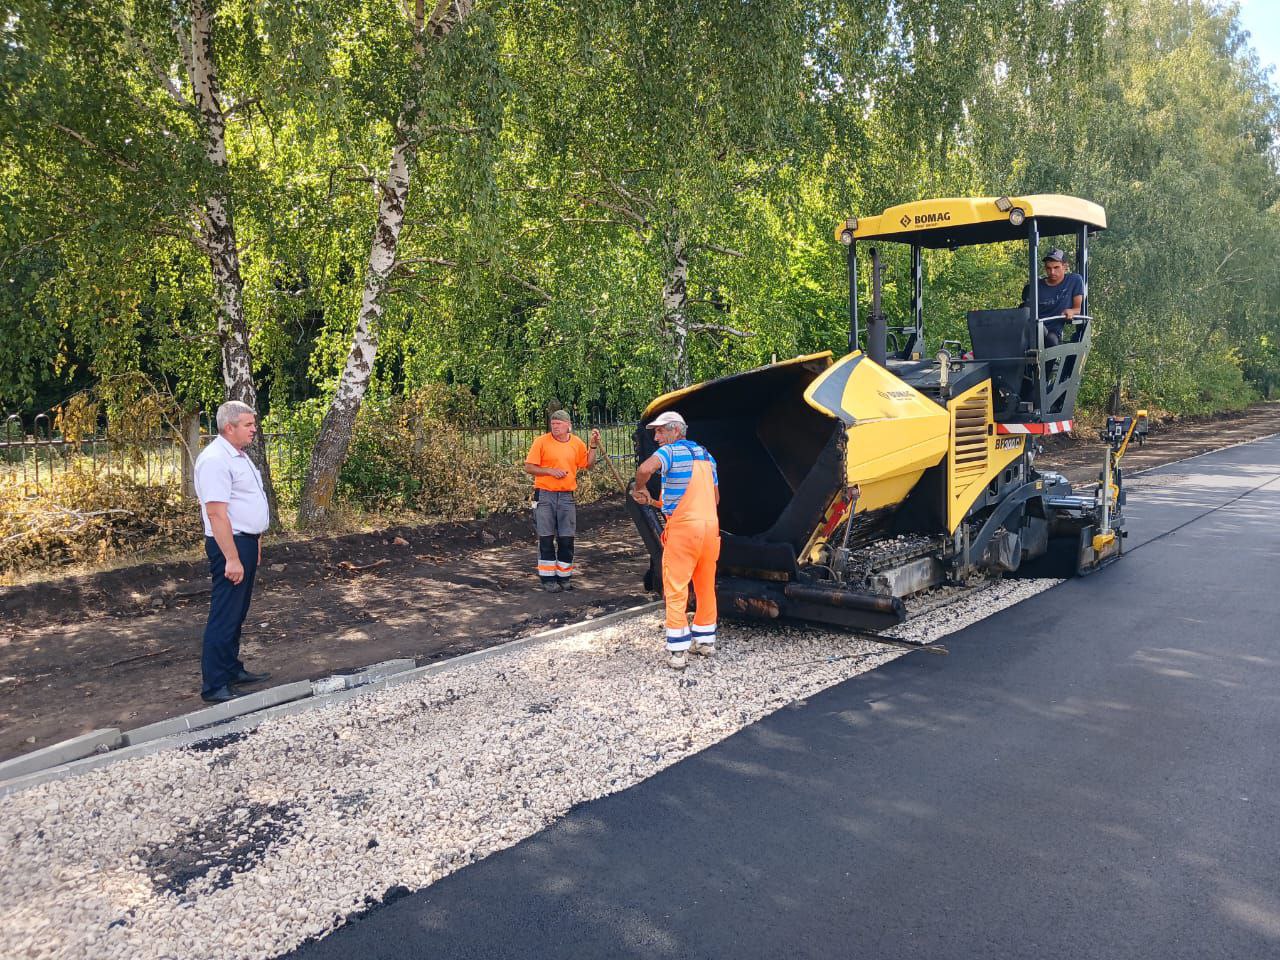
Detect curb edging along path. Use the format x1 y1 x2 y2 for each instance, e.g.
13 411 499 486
0 602 661 799
0 728 123 782
5 412 1278 796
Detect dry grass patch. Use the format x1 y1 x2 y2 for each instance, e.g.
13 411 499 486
0 469 201 582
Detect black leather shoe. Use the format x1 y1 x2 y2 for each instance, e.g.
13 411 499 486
560 580 574 591
541 580 562 593
230 669 271 686
201 685 242 704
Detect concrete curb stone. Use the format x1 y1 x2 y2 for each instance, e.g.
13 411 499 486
0 729 122 782
311 658 416 695
120 681 314 747
0 601 661 799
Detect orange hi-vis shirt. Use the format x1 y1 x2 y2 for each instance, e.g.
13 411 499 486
526 433 590 492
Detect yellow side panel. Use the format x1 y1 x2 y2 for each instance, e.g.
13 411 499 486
856 468 930 514
945 381 1026 532
846 419 947 510
804 351 950 514
804 351 948 427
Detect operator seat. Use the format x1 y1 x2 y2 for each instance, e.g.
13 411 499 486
967 308 1034 419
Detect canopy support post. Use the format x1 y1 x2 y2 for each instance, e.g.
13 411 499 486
911 244 923 344
869 247 887 366
1078 224 1089 314
1028 220 1041 351
846 241 859 354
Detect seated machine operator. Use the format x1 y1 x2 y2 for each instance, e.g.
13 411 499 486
1020 247 1083 347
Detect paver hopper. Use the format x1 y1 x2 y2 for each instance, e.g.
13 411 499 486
627 195 1140 632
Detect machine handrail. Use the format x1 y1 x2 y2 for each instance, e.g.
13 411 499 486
1034 312 1091 349
1038 313 1092 325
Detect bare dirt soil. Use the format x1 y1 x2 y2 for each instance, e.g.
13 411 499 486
2 402 1277 762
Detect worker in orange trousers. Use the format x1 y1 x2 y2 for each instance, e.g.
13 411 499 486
633 410 720 670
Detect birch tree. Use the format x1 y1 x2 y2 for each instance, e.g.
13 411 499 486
0 0 306 509
483 0 817 393
296 0 484 527
5 0 1279 449
164 0 275 508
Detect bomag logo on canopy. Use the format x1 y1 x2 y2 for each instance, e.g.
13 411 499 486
901 211 952 228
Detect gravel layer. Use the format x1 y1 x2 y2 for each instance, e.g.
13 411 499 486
1 577 1058 960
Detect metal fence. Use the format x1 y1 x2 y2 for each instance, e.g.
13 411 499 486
468 420 637 468
0 410 638 498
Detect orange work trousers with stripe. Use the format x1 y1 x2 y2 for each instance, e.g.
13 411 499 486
660 460 720 651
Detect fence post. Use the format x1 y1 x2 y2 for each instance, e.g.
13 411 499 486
410 407 427 459
180 410 201 499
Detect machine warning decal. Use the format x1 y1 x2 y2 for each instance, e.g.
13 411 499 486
877 388 915 401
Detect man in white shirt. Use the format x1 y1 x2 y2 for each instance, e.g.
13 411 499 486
193 401 272 703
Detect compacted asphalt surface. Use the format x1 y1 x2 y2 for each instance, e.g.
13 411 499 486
288 435 1280 960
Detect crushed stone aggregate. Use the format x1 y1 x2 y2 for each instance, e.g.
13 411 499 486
1 576 1057 960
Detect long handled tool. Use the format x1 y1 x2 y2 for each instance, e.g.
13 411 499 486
595 434 633 496
599 434 663 520
598 432 667 593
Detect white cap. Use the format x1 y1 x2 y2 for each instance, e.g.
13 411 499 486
645 410 687 429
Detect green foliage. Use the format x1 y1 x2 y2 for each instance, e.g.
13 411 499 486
964 0 1280 414
2 0 1277 432
265 384 545 514
338 406 424 505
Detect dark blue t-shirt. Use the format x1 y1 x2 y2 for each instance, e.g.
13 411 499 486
1021 272 1084 335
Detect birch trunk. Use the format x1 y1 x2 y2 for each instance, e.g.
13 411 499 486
296 141 412 526
661 222 691 389
296 0 474 527
182 0 278 520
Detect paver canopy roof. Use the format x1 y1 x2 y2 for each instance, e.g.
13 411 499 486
835 195 1107 248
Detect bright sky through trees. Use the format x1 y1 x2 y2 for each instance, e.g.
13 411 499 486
1237 0 1280 84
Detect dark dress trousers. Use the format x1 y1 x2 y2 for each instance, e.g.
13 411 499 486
201 533 260 696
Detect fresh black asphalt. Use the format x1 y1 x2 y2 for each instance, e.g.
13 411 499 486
288 434 1280 960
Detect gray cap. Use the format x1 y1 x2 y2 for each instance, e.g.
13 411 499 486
645 410 688 429
1043 248 1068 263
549 409 571 423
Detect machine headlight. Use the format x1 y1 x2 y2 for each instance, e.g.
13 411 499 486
1008 207 1026 226
839 229 854 246
995 196 1013 212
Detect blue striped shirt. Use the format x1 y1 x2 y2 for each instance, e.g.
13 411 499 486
654 440 718 515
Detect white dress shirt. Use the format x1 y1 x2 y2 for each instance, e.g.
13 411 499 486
193 435 271 536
